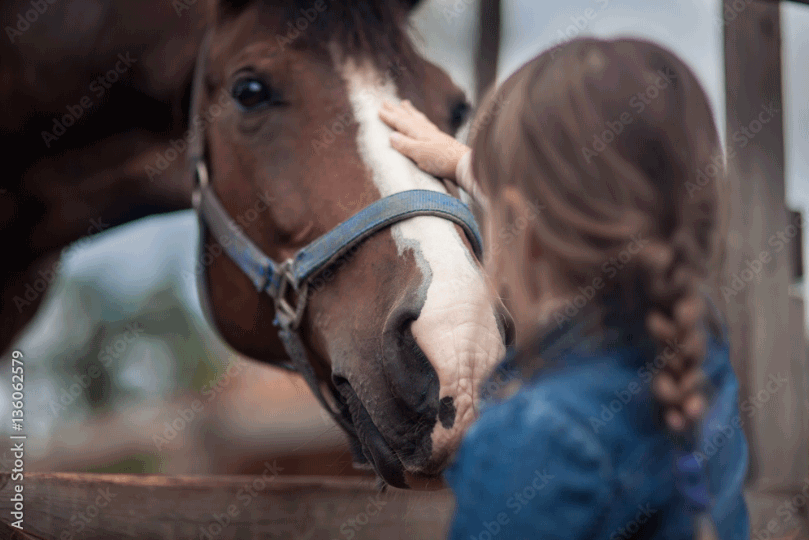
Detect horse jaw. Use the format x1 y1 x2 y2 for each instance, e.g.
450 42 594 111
335 51 506 474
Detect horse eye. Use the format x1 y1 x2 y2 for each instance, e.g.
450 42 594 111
231 77 282 111
449 100 471 131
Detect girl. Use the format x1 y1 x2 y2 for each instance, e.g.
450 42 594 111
379 37 749 539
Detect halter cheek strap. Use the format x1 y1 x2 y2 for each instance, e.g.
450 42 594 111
195 163 483 330
188 29 485 455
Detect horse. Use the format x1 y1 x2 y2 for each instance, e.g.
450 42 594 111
1 0 205 352
192 0 511 488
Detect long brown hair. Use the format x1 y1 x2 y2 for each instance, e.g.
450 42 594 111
471 37 726 436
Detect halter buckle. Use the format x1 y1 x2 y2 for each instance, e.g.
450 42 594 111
272 260 308 331
192 160 210 210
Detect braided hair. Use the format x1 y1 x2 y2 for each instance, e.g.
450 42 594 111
470 37 725 536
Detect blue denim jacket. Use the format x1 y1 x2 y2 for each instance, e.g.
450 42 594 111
444 299 749 540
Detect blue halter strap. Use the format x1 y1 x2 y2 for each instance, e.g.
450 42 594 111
193 161 483 331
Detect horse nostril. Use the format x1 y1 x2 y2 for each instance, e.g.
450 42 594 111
332 373 348 389
382 308 440 415
438 396 456 429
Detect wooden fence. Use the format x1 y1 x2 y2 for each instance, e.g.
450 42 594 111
0 473 453 540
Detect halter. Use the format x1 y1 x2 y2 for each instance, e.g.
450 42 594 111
188 32 484 441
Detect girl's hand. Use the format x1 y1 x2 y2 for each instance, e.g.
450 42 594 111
379 99 470 181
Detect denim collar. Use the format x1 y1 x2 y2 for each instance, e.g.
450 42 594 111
480 296 657 405
480 305 605 404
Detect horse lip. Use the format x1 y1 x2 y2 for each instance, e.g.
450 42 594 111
362 426 409 489
335 374 409 489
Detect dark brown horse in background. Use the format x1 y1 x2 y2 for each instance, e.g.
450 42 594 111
1 0 205 350
2 0 510 488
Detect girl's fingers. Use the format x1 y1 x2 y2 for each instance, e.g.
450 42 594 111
389 131 419 158
402 99 427 120
379 100 440 139
382 100 469 179
378 106 416 137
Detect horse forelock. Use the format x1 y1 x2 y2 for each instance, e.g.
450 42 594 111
205 0 421 76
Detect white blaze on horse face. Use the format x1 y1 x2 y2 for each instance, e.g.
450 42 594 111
336 53 506 466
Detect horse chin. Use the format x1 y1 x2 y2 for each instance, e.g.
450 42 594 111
336 371 460 489
346 405 450 490
339 379 409 489
361 429 409 489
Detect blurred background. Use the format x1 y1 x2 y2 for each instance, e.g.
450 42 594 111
1 0 807 492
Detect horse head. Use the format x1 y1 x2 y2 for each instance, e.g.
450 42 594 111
194 0 510 488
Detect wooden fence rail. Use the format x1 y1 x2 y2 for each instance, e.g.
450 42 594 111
0 473 453 540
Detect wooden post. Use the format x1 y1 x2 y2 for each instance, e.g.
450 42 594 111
475 0 500 104
722 0 808 534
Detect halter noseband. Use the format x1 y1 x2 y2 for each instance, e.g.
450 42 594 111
188 31 484 444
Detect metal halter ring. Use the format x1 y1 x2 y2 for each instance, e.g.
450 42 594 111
271 260 309 331
192 160 210 210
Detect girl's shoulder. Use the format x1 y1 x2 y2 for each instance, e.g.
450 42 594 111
445 388 614 539
464 382 612 466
